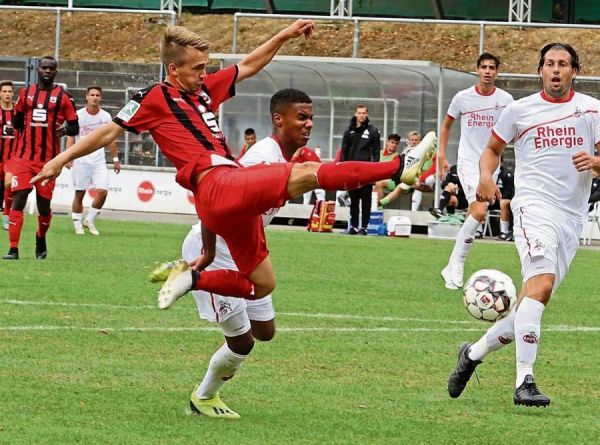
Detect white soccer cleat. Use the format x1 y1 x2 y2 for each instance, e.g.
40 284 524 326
74 225 85 235
157 260 193 309
400 131 437 185
450 258 465 288
83 220 100 236
441 264 459 290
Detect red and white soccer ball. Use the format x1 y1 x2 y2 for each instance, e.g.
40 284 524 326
463 269 517 322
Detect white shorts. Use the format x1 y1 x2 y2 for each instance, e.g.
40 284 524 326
457 163 498 205
512 205 582 293
182 225 275 328
72 161 109 191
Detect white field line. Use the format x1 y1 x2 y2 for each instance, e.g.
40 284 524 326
1 299 599 333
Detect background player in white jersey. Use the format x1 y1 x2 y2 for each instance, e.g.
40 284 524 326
447 43 600 407
150 89 319 419
438 53 514 289
66 86 120 235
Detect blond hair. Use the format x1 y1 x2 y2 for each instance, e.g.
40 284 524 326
408 130 421 139
160 26 210 66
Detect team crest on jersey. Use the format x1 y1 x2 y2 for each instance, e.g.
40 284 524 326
116 100 140 122
495 102 500 110
199 90 211 105
50 97 57 103
573 107 583 118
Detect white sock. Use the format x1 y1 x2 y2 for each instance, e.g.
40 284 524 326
449 215 480 263
468 307 516 361
72 212 82 227
500 220 510 234
411 190 422 211
196 343 248 399
514 297 545 387
86 207 101 223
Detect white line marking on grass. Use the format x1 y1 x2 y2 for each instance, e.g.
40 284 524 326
1 325 599 333
2 299 599 332
0 299 473 324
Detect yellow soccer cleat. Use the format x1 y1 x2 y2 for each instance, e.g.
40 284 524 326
157 260 192 309
148 258 185 283
190 391 241 420
400 131 437 186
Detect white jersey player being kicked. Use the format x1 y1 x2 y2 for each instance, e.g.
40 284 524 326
66 86 120 235
148 88 320 419
447 43 600 407
438 53 513 289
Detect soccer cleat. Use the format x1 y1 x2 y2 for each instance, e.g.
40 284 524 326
358 228 368 235
429 207 443 219
74 222 85 235
498 232 508 241
441 264 459 290
514 375 551 407
83 220 100 236
2 214 8 230
157 260 193 309
448 342 481 398
190 390 240 420
450 258 464 288
475 231 483 239
35 236 47 260
148 258 186 283
346 227 359 235
3 247 19 260
399 131 437 185
506 232 514 242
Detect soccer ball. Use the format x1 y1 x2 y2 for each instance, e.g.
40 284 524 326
463 269 517 322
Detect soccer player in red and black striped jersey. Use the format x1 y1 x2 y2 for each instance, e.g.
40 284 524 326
33 22 416 307
3 57 79 260
0 80 17 231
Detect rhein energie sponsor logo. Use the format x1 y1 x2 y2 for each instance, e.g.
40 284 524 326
467 112 494 128
534 125 583 150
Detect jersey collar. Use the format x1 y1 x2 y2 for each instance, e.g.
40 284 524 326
540 89 575 103
475 85 496 96
270 135 292 161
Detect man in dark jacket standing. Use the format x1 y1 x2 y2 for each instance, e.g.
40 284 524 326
341 104 381 234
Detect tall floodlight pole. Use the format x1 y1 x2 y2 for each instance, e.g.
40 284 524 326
508 0 532 22
330 0 352 17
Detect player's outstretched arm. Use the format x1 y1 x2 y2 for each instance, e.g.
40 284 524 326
31 122 125 185
236 19 315 83
476 136 505 204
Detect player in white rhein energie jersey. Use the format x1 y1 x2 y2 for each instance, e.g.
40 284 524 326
447 43 600 408
150 89 320 420
67 86 120 236
437 52 514 290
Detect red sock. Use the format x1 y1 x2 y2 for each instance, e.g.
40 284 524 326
3 188 11 216
37 214 52 238
8 209 23 248
193 269 256 299
316 157 401 190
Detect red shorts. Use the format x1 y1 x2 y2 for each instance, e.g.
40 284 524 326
10 158 55 199
195 163 293 276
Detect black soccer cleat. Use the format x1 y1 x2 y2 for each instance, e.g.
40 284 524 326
514 375 551 407
3 247 19 260
429 207 443 219
35 236 47 260
448 342 481 398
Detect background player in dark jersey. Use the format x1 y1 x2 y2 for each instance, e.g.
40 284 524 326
3 57 78 260
0 80 16 231
32 22 428 311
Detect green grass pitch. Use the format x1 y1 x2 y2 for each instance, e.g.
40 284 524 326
1 216 599 444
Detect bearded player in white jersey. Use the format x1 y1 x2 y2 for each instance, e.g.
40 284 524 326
438 53 514 290
150 89 320 419
447 43 600 407
66 86 120 235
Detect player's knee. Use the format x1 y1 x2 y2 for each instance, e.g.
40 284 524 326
11 190 29 210
226 335 255 356
252 322 275 342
